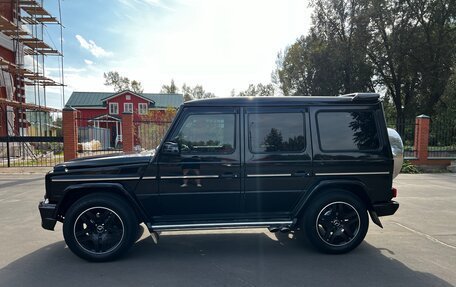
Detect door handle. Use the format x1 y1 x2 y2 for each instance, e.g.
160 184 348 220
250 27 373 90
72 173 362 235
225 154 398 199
219 173 238 178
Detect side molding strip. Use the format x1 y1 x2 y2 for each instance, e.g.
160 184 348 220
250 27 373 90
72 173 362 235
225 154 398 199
246 174 292 178
51 177 140 182
161 175 219 179
314 172 390 176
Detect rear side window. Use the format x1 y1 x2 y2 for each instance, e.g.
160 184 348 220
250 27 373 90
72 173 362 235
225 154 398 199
317 111 379 151
248 113 305 153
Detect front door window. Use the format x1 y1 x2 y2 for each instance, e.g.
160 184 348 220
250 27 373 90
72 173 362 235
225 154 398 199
175 114 235 155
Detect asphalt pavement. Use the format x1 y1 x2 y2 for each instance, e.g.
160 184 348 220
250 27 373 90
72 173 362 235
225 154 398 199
0 172 454 287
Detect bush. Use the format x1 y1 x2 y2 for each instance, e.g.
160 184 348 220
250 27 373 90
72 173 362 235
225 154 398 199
401 161 420 174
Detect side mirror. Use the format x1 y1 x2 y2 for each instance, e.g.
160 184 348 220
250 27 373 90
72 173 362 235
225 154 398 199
162 141 180 155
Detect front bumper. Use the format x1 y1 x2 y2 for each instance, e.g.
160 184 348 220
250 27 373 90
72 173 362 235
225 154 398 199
373 201 399 217
38 201 57 230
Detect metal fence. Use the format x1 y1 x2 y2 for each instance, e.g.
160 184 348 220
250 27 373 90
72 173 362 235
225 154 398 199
76 117 122 157
0 110 63 167
429 117 456 159
0 136 64 167
387 119 417 159
134 120 172 151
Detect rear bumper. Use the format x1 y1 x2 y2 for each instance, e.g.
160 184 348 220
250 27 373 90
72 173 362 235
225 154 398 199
373 201 399 217
38 201 57 230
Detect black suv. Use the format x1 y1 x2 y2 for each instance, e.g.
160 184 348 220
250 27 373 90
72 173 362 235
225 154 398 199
39 93 401 261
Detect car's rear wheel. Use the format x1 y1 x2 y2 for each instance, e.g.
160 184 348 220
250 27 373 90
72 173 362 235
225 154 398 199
63 194 138 262
303 191 368 254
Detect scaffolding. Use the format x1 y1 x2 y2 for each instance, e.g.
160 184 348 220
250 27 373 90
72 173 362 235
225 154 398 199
0 0 64 137
0 0 64 166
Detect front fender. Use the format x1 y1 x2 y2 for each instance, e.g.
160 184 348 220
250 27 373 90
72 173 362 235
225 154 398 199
57 182 150 223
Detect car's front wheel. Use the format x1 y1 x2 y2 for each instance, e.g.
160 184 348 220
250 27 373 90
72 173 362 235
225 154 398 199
303 191 368 254
63 193 138 262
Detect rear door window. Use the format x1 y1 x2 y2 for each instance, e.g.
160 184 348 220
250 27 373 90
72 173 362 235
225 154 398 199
248 112 305 153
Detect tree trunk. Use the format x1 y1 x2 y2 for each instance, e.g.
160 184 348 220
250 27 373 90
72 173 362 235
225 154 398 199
395 107 405 137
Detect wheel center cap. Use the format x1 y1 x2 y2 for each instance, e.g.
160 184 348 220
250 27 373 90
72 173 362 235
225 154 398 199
96 225 104 233
332 219 341 227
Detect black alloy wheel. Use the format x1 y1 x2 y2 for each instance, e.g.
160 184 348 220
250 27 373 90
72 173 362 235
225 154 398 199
303 190 368 254
316 201 360 247
63 194 138 262
73 207 125 254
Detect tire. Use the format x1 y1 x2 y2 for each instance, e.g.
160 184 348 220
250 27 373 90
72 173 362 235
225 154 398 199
63 193 139 262
303 190 368 254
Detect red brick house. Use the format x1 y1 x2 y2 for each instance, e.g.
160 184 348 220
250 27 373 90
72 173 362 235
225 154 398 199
66 90 183 148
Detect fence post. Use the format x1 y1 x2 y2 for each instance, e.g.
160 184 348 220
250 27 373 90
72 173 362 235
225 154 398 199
414 115 430 164
63 107 78 162
122 112 134 153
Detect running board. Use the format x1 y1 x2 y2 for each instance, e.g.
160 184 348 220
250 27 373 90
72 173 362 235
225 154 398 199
146 221 293 232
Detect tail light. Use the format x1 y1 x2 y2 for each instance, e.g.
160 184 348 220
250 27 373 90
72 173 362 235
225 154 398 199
392 187 398 198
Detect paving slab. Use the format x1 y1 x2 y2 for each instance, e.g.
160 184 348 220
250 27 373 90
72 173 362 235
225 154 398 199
0 173 454 287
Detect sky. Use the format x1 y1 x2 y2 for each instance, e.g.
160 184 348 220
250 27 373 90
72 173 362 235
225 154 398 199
36 0 313 108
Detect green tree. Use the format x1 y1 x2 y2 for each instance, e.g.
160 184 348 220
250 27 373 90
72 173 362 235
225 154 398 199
233 83 275 97
367 0 456 131
103 71 144 94
274 0 456 133
181 84 216 101
311 0 374 93
161 79 179 94
274 0 374 96
274 34 342 96
130 80 143 95
367 0 425 131
407 0 456 116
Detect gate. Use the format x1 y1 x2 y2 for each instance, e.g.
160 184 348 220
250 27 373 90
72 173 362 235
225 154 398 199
76 117 122 157
0 110 64 167
0 136 64 167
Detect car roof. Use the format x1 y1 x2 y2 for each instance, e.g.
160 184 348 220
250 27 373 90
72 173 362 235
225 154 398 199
184 94 380 107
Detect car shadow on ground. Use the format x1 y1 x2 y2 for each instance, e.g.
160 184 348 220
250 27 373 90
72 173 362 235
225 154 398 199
0 230 453 287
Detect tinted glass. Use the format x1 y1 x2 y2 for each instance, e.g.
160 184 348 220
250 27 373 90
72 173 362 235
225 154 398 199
317 111 379 151
175 114 235 154
249 113 305 153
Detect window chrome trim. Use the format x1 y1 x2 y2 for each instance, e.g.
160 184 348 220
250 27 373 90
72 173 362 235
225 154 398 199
161 175 220 179
314 172 390 176
142 176 157 180
51 177 140 182
151 221 293 230
246 174 292 178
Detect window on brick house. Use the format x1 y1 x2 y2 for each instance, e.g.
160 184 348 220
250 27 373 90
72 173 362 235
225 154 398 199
109 103 118 114
124 103 133 113
138 103 148 115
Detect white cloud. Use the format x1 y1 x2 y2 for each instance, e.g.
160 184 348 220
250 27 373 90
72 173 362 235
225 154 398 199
75 34 112 58
109 0 312 97
84 59 94 65
65 0 312 103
